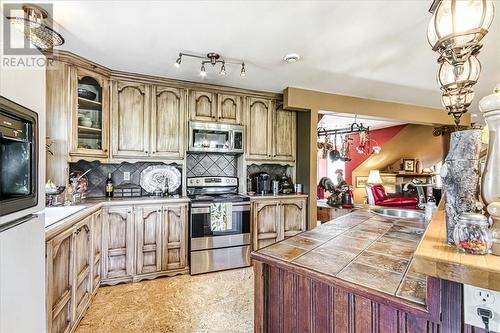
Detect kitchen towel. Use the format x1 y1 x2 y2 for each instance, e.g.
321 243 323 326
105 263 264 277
210 202 233 232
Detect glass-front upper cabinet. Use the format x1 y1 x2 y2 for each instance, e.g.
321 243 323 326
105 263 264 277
70 67 109 161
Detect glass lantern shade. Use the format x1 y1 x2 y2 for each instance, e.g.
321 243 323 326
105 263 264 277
441 90 475 109
438 55 481 91
428 0 495 61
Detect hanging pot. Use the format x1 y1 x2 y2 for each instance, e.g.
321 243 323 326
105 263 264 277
329 133 341 161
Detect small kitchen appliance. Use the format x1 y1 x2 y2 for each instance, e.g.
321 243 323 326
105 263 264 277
187 176 250 275
253 172 271 195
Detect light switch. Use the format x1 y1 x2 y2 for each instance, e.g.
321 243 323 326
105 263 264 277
464 284 500 332
123 172 130 181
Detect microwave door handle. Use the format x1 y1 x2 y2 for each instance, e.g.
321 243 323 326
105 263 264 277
230 130 234 150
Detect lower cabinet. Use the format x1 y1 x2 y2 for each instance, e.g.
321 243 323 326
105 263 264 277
102 206 134 283
252 197 307 250
46 201 189 333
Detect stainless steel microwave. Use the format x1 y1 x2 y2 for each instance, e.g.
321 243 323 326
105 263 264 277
0 96 38 218
188 121 244 154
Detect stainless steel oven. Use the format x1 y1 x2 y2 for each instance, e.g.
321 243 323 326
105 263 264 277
188 176 251 275
188 121 244 154
0 96 38 218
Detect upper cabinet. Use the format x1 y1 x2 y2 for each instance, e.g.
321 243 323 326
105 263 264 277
150 86 184 159
111 80 185 160
246 99 296 162
111 81 150 158
70 67 110 161
189 90 242 124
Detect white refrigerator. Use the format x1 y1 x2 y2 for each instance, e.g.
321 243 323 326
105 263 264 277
0 215 46 332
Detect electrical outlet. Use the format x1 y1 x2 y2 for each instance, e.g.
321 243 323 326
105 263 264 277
123 172 130 181
464 284 500 332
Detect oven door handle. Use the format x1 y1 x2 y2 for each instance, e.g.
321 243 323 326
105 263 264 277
191 205 250 214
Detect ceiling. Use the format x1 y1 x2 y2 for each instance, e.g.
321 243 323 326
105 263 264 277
319 113 406 131
48 1 500 117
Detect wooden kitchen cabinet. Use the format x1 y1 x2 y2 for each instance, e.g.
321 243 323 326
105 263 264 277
273 105 296 162
161 204 188 271
217 93 242 124
135 206 163 275
252 200 281 250
46 228 74 333
111 80 185 160
189 90 216 121
72 216 93 324
247 98 272 160
111 80 150 158
102 207 134 283
281 198 307 238
252 197 307 250
70 67 110 161
246 98 296 162
189 90 242 124
150 85 185 159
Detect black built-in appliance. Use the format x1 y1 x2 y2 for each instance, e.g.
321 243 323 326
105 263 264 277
0 96 38 217
253 172 271 195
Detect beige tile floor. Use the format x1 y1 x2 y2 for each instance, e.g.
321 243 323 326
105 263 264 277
76 267 254 333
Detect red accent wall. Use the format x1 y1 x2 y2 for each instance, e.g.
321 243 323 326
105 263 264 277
344 125 406 184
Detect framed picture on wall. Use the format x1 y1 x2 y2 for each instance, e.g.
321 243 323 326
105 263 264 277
355 176 368 188
403 159 416 172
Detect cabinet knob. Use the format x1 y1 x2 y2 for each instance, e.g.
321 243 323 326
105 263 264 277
104 149 108 153
145 151 148 154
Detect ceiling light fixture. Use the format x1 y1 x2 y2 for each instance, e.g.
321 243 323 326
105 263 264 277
427 0 495 126
6 4 64 50
220 61 226 75
240 63 246 77
200 64 207 77
173 52 246 78
283 53 301 63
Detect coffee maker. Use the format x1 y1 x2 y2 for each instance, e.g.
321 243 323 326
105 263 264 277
253 172 271 195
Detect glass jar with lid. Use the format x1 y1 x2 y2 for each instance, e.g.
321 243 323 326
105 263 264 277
453 213 492 255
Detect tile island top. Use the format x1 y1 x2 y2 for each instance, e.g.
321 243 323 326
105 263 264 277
252 210 428 305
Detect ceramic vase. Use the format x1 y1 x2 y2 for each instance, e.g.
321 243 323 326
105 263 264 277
441 129 482 244
479 85 500 206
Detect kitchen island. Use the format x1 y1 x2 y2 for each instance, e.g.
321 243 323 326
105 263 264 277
251 208 479 333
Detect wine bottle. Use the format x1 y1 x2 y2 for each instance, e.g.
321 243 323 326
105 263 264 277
105 173 114 197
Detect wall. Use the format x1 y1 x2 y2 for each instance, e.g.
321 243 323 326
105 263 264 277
186 153 237 177
352 124 445 203
344 125 406 184
0 12 47 332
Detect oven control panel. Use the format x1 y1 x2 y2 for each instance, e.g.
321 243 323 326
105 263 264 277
187 176 238 187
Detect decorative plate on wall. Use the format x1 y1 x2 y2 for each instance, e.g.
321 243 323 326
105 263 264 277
140 165 181 194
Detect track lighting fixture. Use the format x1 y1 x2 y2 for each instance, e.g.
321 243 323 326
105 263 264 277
173 52 246 78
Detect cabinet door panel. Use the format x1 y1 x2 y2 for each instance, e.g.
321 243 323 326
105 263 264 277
252 200 280 250
112 81 149 157
47 229 74 333
274 107 296 161
162 204 187 270
136 206 162 274
190 90 215 121
73 217 92 320
91 210 102 292
247 98 271 160
218 94 241 124
102 207 133 279
282 199 307 238
151 86 184 158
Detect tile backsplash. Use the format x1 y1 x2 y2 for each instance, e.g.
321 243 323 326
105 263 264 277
247 163 292 180
69 160 182 197
186 153 237 177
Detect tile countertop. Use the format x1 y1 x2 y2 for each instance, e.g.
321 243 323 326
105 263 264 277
413 204 500 292
42 196 190 240
252 209 428 306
